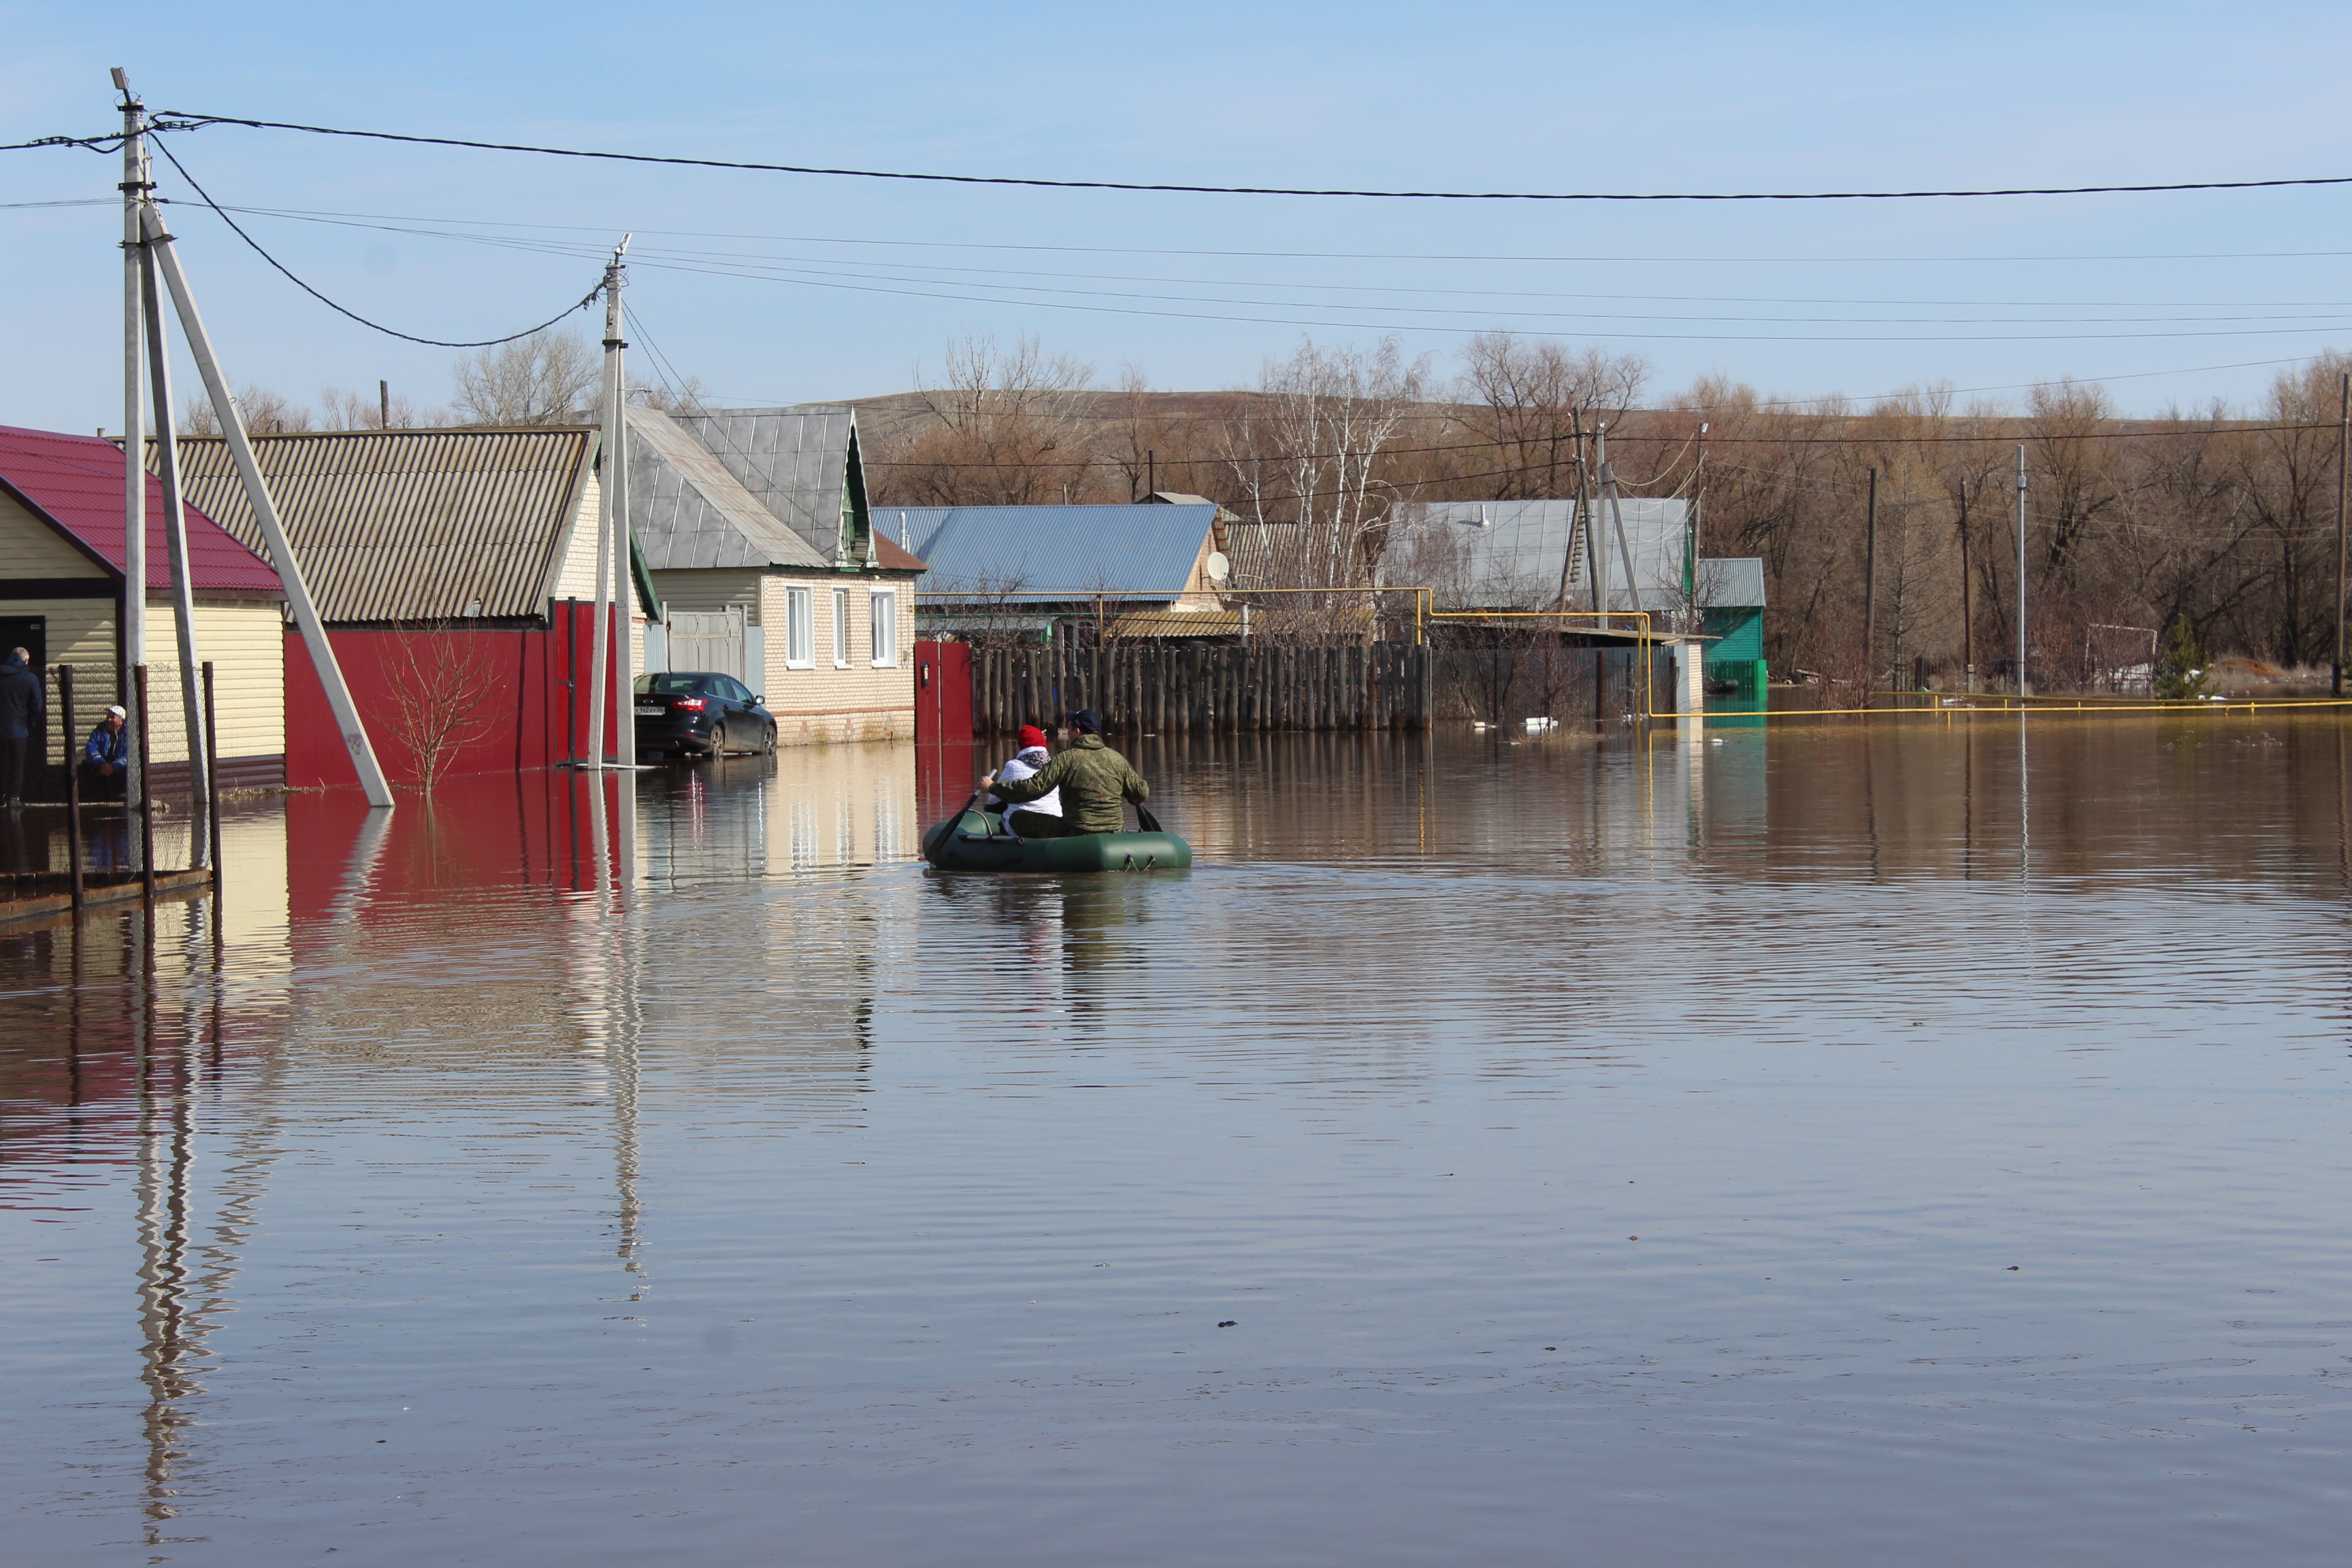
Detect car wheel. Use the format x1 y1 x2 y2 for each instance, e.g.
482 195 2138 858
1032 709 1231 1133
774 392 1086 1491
708 723 729 757
760 723 777 754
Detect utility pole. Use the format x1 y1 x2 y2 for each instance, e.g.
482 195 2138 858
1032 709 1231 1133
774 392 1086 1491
142 201 395 807
1863 467 1878 701
1958 478 1976 694
1573 409 1604 625
609 242 636 771
1686 423 1706 612
380 379 390 429
2015 444 2030 700
1598 423 1643 622
114 69 146 820
2335 371 2348 696
588 238 634 770
140 244 210 856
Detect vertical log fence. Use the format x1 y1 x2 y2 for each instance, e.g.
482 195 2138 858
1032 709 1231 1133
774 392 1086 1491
966 641 1437 737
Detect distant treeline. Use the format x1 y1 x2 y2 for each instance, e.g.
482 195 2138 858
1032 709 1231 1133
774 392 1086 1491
857 333 2352 685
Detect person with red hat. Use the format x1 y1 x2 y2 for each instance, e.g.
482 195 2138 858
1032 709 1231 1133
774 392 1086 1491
988 723 1061 836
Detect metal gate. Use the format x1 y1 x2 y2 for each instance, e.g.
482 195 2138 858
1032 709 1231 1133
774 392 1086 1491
664 608 749 681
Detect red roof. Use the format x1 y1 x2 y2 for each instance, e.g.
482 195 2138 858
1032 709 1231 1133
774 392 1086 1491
872 531 926 572
0 424 283 598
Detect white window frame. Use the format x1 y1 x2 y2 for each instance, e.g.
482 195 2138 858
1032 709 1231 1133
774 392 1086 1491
832 587 851 668
869 589 898 668
784 585 814 669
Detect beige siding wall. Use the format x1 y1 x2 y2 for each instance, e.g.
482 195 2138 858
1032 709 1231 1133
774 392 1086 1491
11 598 284 769
0 491 109 576
755 573 915 745
1 598 115 765
549 472 603 602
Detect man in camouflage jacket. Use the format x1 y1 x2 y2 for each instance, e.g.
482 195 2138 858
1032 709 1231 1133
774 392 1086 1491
983 709 1149 836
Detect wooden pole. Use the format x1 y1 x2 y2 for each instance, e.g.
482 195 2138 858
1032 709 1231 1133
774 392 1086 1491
2334 371 2348 697
1958 478 1976 694
61 664 83 914
133 664 155 902
202 662 222 890
1864 466 1878 704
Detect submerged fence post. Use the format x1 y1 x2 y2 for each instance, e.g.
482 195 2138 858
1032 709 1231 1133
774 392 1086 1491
133 664 156 902
61 664 83 914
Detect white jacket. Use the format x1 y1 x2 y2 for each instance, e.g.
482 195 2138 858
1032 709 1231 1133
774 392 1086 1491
990 746 1060 827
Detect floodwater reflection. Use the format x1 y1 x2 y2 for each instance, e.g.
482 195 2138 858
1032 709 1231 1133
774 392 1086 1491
5 716 2352 1567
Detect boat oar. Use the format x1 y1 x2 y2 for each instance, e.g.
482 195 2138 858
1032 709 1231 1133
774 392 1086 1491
1137 803 1164 834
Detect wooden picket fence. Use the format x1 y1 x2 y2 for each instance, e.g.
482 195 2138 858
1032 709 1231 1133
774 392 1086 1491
970 642 1434 736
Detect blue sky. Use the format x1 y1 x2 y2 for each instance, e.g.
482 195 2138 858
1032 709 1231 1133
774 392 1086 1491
4 1 2349 430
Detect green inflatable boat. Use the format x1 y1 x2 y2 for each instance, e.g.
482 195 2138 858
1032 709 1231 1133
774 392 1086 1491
920 805 1192 873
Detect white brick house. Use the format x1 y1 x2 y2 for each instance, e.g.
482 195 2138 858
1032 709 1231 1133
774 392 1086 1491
628 405 924 745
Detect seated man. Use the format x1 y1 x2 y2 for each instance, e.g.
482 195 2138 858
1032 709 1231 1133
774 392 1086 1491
81 704 131 800
983 709 1147 838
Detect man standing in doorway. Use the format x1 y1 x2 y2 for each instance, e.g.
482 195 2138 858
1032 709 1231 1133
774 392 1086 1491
0 647 42 808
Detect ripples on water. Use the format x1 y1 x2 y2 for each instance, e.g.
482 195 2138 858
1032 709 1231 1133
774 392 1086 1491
4 716 2351 1565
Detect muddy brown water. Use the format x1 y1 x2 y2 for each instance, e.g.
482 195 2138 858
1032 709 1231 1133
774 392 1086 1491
5 715 2351 1566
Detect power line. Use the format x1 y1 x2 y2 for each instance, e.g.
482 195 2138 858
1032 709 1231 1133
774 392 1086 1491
159 201 2352 266
150 137 604 349
152 112 2352 203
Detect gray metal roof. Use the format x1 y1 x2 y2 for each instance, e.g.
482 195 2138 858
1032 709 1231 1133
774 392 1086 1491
626 407 830 571
660 406 858 565
169 427 596 621
885 504 1219 604
1385 498 1762 611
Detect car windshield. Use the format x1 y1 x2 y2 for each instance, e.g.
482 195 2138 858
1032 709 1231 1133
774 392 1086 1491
636 674 711 696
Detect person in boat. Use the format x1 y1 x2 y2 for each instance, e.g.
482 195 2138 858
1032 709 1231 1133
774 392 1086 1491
989 723 1062 835
983 708 1148 837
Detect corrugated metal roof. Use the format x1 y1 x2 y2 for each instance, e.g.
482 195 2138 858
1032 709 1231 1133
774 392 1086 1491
627 407 829 570
1386 498 1761 610
887 504 1218 603
169 427 593 622
0 423 282 598
664 406 858 564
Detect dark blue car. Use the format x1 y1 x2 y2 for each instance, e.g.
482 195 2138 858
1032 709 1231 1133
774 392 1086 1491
633 671 777 758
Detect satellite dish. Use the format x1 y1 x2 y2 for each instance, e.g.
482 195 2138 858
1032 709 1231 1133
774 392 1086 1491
1205 551 1230 583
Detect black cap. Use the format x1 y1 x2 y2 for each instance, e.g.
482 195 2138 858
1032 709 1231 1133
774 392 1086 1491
1068 708 1102 734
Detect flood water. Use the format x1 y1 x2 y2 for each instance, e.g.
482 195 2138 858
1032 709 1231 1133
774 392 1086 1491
6 714 2352 1566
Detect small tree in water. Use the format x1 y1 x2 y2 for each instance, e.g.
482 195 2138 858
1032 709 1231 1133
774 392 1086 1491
2153 613 2211 699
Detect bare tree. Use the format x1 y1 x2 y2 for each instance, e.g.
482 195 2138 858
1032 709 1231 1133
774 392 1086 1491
1456 333 1646 500
1222 336 1432 613
892 334 1096 505
180 385 312 436
380 625 502 796
318 385 443 430
451 329 600 425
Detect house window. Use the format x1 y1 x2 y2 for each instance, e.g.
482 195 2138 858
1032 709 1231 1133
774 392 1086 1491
869 589 898 667
785 586 813 668
832 588 851 668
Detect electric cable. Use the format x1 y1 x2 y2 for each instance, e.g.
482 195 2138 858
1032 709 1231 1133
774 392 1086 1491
151 112 2352 203
149 137 605 349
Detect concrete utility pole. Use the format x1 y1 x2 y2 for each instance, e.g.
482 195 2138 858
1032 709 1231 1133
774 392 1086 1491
379 380 390 429
2335 371 2348 696
114 69 146 817
142 202 395 807
1863 467 1878 700
1575 409 1604 625
2015 444 2030 699
587 237 634 769
1598 423 1643 621
139 246 210 854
